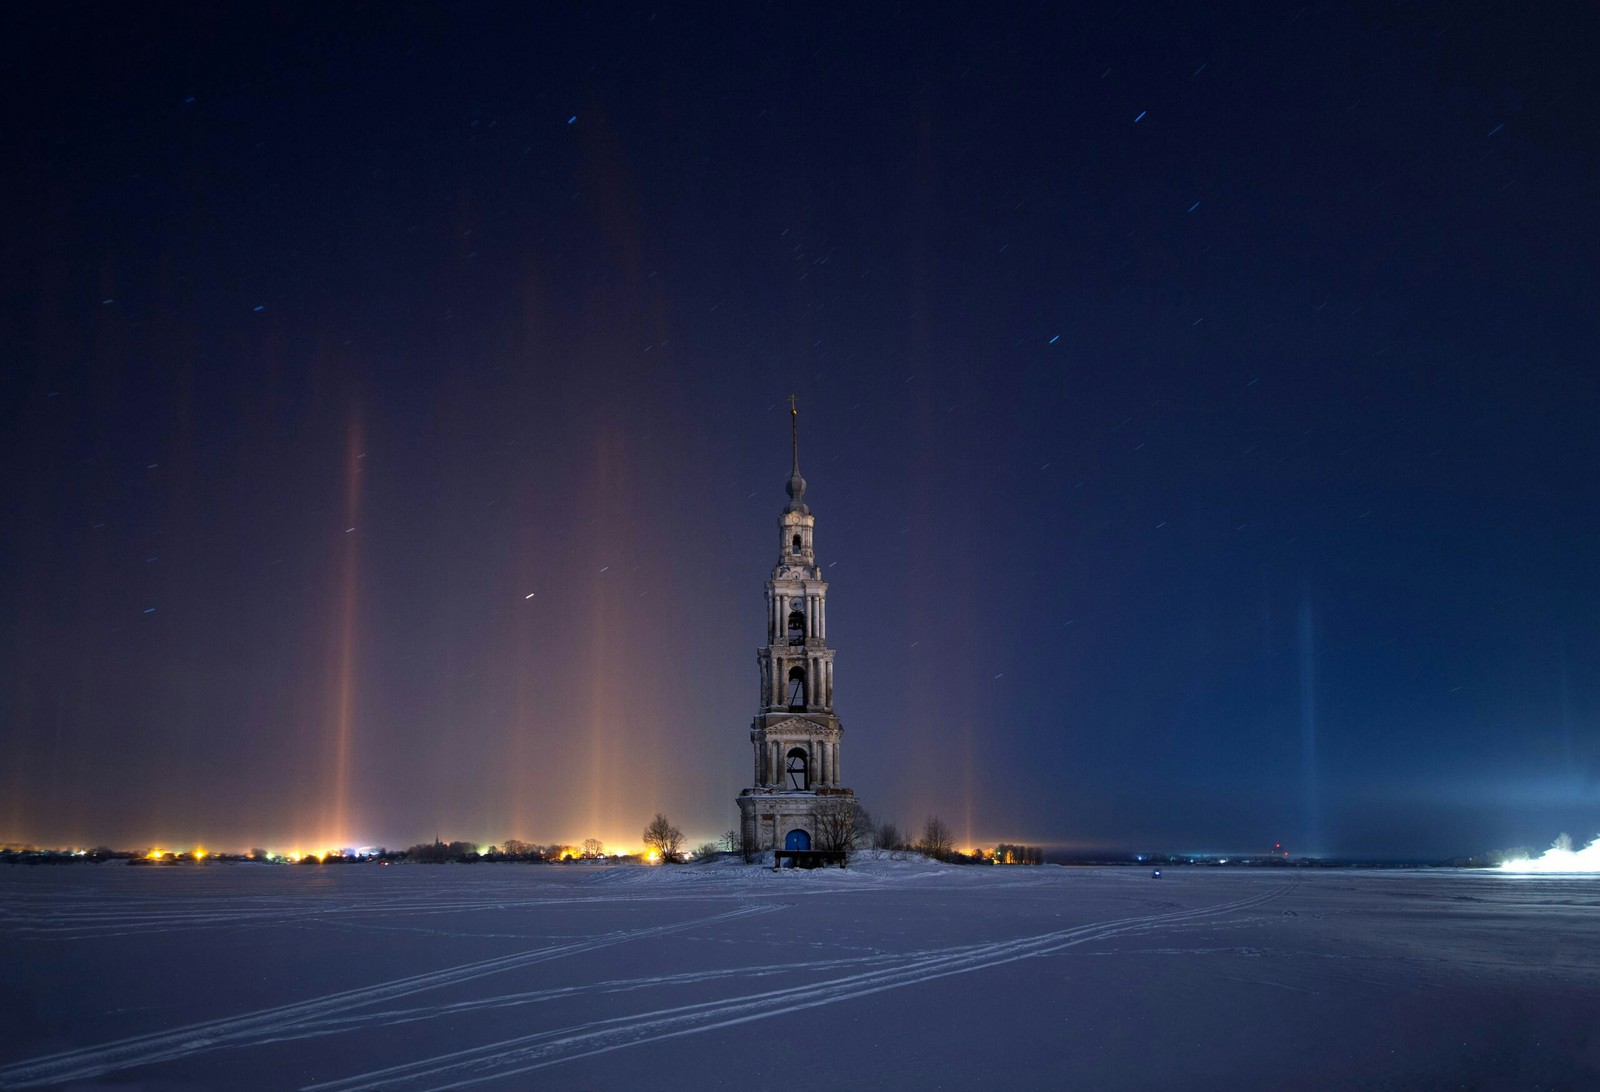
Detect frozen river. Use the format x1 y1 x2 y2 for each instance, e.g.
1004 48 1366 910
4 855 1598 1089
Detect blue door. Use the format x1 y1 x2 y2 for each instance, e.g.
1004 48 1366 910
784 828 811 851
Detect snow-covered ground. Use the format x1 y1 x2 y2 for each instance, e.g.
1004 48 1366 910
4 854 1598 1089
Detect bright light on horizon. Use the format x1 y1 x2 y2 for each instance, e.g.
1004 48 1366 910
1498 833 1600 873
34 836 657 861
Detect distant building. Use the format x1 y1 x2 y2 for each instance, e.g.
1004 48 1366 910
736 400 853 854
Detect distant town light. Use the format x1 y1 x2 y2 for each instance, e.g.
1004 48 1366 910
1499 834 1600 873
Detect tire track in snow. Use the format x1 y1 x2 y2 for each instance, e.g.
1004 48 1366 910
0 903 780 1089
309 881 1297 1091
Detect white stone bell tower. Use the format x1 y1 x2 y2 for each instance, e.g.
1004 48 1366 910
737 397 852 855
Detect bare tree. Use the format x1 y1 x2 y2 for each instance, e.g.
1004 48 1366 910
994 843 1044 865
582 837 604 858
874 821 903 852
642 813 684 862
850 804 875 849
812 796 866 854
917 815 955 861
406 840 478 863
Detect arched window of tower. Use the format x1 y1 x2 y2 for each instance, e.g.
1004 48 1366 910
786 747 810 791
791 533 802 554
787 609 806 644
787 666 806 710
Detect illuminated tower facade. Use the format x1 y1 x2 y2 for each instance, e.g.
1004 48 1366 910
737 399 852 855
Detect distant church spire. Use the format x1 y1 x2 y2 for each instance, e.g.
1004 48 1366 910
785 394 808 513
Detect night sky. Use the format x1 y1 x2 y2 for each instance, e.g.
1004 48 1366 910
5 5 1597 859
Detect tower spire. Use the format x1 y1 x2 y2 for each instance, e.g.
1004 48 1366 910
784 394 808 512
789 393 800 475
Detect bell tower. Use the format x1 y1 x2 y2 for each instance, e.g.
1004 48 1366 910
737 397 851 855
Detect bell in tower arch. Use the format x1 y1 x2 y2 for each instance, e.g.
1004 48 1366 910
787 606 806 645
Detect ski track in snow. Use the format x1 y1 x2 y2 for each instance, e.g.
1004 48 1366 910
256 947 936 1044
1 873 1293 1090
0 902 779 1088
1 886 734 941
303 882 1295 1091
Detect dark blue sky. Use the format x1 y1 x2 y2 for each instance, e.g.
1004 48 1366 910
4 4 1597 857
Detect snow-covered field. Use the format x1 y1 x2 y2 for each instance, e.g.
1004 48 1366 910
4 855 1598 1089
